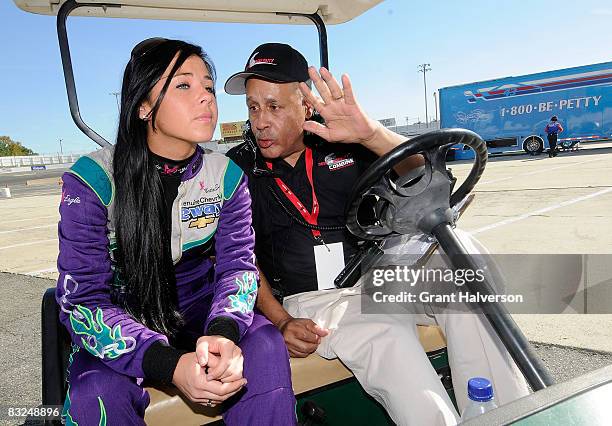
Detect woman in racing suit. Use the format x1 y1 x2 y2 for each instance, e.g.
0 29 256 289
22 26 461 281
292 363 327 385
56 38 295 425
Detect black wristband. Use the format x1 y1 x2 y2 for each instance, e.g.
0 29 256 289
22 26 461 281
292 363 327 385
206 316 240 345
142 340 188 384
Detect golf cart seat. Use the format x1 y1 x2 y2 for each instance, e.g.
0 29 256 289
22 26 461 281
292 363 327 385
41 288 447 425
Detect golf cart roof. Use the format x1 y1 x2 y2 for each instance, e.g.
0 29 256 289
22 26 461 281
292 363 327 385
14 0 383 149
14 0 383 24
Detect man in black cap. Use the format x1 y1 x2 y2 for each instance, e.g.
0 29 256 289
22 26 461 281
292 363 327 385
225 43 413 296
225 43 529 425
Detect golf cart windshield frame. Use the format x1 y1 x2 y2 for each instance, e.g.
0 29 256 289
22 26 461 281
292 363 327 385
56 0 329 148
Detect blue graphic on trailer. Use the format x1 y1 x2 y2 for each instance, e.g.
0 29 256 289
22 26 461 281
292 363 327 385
463 67 612 103
439 61 612 154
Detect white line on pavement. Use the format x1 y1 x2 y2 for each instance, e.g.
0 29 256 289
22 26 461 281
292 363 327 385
479 157 603 185
23 267 57 276
0 224 56 234
4 173 35 177
0 239 57 251
2 215 58 224
469 186 612 235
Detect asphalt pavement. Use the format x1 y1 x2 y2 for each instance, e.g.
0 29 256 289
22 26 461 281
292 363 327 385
0 170 66 187
0 169 66 200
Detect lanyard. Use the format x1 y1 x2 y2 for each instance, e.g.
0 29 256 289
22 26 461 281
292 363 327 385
266 148 321 239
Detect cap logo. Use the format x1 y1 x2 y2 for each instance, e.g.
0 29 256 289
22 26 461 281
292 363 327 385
248 51 276 69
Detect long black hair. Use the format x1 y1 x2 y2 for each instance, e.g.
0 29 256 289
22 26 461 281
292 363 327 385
113 38 216 336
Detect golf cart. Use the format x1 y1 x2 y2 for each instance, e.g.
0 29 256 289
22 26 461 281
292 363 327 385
14 1 612 425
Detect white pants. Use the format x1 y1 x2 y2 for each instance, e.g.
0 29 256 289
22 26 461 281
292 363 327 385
283 230 530 426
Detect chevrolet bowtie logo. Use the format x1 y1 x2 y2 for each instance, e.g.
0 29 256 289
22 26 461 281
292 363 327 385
189 216 216 229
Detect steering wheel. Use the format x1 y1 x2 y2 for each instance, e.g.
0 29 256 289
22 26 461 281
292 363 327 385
346 129 487 241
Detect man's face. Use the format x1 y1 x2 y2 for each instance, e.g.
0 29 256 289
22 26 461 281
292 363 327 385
245 78 312 160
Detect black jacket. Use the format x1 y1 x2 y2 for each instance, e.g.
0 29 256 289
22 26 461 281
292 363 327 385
226 134 375 296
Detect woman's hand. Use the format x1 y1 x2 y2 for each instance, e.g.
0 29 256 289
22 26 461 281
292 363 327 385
172 352 247 406
196 335 244 384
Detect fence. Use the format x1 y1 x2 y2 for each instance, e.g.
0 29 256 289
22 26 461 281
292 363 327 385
0 153 85 168
0 142 236 168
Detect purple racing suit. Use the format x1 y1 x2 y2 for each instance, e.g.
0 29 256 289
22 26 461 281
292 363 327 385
56 146 295 425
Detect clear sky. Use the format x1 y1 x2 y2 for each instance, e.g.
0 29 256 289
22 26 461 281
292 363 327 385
2 0 611 154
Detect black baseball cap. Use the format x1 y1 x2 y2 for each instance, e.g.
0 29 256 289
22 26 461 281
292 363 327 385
224 43 311 95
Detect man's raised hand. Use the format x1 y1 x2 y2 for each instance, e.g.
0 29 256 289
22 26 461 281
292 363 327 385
300 66 380 146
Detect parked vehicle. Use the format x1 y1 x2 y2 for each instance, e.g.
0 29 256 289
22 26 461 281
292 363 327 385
440 61 612 156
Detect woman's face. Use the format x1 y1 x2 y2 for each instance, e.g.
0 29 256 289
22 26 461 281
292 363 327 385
141 54 218 152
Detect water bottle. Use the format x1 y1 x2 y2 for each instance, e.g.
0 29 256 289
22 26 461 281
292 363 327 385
461 377 498 421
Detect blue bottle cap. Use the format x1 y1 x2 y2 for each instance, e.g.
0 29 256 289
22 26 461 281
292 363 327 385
467 377 494 402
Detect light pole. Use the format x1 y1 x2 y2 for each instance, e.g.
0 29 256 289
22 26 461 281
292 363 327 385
109 92 120 112
418 63 431 127
433 91 438 124
59 138 64 155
